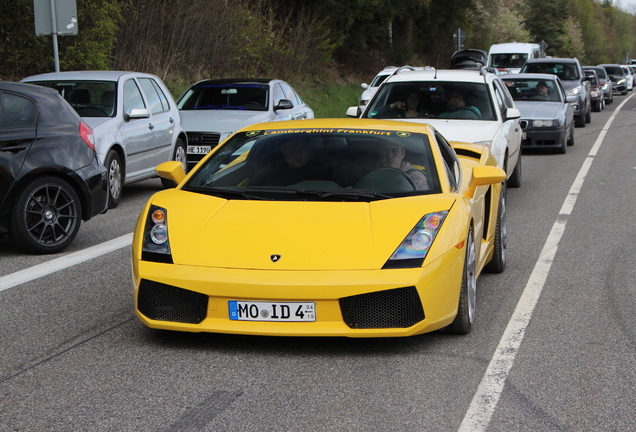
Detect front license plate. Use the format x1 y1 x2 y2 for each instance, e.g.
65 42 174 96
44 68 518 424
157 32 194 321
187 145 211 155
229 301 316 322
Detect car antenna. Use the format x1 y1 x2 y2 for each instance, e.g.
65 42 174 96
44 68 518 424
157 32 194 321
435 55 440 79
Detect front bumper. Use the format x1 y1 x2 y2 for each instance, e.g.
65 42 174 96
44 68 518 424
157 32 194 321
132 247 465 337
521 127 565 149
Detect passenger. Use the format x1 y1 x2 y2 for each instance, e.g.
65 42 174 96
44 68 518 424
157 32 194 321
371 91 428 118
249 138 313 186
378 142 429 190
536 80 549 96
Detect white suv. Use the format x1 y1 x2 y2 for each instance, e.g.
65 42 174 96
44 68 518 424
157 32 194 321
348 68 523 187
21 71 188 208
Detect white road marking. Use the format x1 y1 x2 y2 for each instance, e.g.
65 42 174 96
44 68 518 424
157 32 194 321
458 95 634 432
0 233 132 293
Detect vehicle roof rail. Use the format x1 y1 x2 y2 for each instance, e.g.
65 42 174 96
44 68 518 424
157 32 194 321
393 65 417 75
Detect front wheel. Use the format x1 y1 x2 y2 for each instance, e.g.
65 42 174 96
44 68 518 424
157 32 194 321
507 154 521 188
9 176 82 254
161 138 186 189
448 228 477 335
105 150 123 209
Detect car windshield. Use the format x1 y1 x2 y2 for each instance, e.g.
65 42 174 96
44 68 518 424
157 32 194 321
602 66 623 75
502 78 563 102
178 82 269 111
364 81 496 121
522 63 580 80
490 53 528 68
28 80 118 117
183 129 440 201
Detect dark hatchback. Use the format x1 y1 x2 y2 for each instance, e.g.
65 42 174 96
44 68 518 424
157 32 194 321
598 64 628 95
0 82 108 254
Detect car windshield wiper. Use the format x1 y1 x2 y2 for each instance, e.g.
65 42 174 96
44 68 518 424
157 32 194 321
293 189 393 200
184 186 289 200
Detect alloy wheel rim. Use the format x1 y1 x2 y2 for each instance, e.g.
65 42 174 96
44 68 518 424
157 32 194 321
24 183 78 246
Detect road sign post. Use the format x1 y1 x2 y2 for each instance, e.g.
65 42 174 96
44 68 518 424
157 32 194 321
453 28 466 51
33 0 78 72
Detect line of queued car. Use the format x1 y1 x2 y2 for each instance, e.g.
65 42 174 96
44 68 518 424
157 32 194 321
3 53 632 339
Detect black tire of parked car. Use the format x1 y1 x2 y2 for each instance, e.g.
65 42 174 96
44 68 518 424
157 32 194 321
9 176 82 254
105 150 123 209
483 188 506 274
575 113 586 127
567 124 575 147
507 154 522 188
161 138 187 189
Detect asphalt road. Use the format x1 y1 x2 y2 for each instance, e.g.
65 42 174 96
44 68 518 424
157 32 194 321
1 95 635 432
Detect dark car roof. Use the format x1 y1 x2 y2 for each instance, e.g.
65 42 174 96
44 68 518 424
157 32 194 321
1 81 81 124
0 81 61 99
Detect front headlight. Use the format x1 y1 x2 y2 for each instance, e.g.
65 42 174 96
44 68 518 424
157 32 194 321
383 211 448 268
602 83 609 90
567 87 581 96
142 205 173 263
591 90 600 98
617 79 625 85
359 99 369 106
532 119 559 127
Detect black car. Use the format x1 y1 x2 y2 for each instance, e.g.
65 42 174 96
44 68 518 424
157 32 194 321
502 74 576 154
0 82 108 254
598 64 628 95
520 58 591 128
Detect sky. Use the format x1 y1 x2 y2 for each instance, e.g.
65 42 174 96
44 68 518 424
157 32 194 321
615 0 636 12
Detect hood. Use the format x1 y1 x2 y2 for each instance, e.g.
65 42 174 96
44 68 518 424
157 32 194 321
153 190 456 270
514 101 563 119
411 119 502 144
180 110 274 133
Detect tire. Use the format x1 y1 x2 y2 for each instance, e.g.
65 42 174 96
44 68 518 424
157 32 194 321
507 154 521 188
585 104 591 123
575 113 586 128
105 150 123 209
448 228 477 335
161 138 187 189
484 186 507 273
9 176 82 254
593 100 601 112
554 134 567 154
567 124 575 147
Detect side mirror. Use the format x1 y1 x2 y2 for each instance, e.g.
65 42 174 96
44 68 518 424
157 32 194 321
465 166 507 199
505 107 521 120
361 83 369 89
274 99 294 111
346 106 361 118
124 108 150 121
156 161 186 185
566 95 578 104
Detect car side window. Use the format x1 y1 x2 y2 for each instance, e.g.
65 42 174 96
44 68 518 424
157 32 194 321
492 85 507 117
434 131 460 192
494 80 514 109
273 84 285 105
137 78 166 115
1 92 37 128
123 79 146 115
151 80 171 111
281 83 299 105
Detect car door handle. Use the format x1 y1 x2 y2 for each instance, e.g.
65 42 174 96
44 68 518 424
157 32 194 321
0 146 27 153
169 117 175 123
148 123 155 130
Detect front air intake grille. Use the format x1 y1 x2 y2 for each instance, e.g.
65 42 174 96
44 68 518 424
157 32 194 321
186 132 221 146
137 279 208 324
339 286 424 329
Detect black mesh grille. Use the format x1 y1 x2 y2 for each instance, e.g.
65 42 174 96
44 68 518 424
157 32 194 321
339 286 424 329
186 132 221 146
137 279 208 324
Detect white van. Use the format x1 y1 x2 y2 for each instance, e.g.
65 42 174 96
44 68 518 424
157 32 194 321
487 43 542 74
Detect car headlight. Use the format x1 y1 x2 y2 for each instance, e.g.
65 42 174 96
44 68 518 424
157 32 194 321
532 120 559 127
617 79 625 85
591 90 600 98
567 87 580 96
219 132 234 143
360 99 368 106
383 211 448 268
142 205 173 262
602 83 609 90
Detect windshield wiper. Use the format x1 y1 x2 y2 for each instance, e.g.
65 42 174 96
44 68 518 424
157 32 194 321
184 186 283 200
294 189 393 200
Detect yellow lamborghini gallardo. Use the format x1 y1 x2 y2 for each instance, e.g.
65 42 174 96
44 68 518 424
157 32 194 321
133 119 507 337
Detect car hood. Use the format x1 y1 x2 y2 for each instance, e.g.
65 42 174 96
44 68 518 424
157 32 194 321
148 190 457 270
514 101 563 119
180 110 273 133
409 119 502 144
